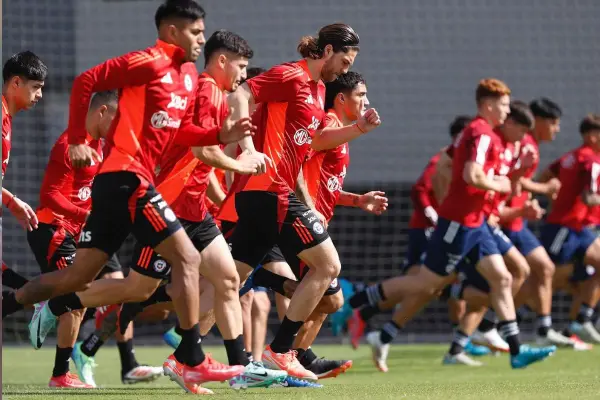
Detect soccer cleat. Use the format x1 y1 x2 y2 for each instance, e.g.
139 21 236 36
366 331 389 372
228 361 288 389
569 334 593 351
183 354 245 385
510 345 556 369
304 357 353 379
162 355 214 395
569 321 600 344
464 340 492 357
163 327 182 350
48 372 95 389
72 342 98 388
347 309 366 349
122 365 164 384
28 301 58 350
275 376 323 388
443 352 484 366
471 328 510 353
535 328 577 348
262 346 318 382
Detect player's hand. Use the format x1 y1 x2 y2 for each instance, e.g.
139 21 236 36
487 214 500 227
493 175 512 193
7 196 38 231
520 150 536 170
547 178 561 200
522 199 545 220
219 118 256 144
313 209 328 230
235 151 272 175
359 191 389 215
356 108 381 134
69 144 102 169
423 205 438 225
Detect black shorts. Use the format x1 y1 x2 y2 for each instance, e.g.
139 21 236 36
229 191 329 269
27 223 121 276
222 221 288 266
129 214 221 280
78 172 182 256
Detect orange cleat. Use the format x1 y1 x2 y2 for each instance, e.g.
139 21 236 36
163 355 214 395
348 309 366 349
262 346 318 382
48 372 95 388
183 354 245 385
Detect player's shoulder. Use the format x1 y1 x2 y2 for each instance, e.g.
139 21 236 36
465 117 493 137
196 72 218 92
269 61 307 83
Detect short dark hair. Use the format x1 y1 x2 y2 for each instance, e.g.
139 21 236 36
89 90 118 110
3 51 48 83
203 30 253 66
154 0 205 30
324 71 365 110
298 23 360 59
508 101 535 130
475 78 511 104
580 114 600 135
529 98 562 119
449 115 472 138
246 67 266 81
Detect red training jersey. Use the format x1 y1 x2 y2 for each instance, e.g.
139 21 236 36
482 133 516 217
67 40 221 186
546 145 600 230
409 151 442 229
2 96 12 177
36 131 103 236
438 116 504 227
233 60 326 201
302 111 349 223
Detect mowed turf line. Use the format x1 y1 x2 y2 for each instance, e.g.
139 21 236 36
2 344 599 399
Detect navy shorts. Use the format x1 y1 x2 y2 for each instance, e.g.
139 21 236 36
488 224 514 256
503 226 542 257
540 224 597 265
403 228 432 270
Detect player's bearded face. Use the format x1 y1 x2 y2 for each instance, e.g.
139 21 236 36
174 19 206 62
16 78 44 110
321 50 358 82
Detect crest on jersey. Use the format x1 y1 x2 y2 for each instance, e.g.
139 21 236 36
327 176 341 192
561 153 575 168
78 186 92 201
184 74 193 92
313 222 324 235
294 129 310 146
154 259 167 273
164 208 177 222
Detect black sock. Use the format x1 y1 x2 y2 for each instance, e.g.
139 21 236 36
141 285 171 307
81 333 104 357
174 323 206 367
477 312 496 333
536 315 552 337
175 322 184 336
359 304 381 322
380 321 402 344
297 347 317 367
117 339 139 374
349 284 385 309
498 320 521 356
270 317 303 354
82 307 97 324
224 335 250 366
246 351 254 362
562 327 573 337
2 291 24 318
52 346 73 377
449 330 469 356
576 303 594 324
48 293 84 316
2 268 29 290
252 268 289 296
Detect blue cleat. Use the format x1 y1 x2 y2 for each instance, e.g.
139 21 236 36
465 340 492 357
277 376 323 388
329 278 355 336
510 344 556 369
163 327 182 350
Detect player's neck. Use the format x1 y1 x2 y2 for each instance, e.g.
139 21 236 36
1 88 20 117
202 66 226 91
304 58 323 82
530 128 542 142
476 112 496 127
333 106 352 126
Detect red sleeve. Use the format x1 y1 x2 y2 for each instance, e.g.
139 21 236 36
174 89 221 147
548 158 561 176
465 130 492 165
40 141 89 223
446 145 454 159
582 158 600 193
68 48 161 145
411 164 435 210
246 64 304 104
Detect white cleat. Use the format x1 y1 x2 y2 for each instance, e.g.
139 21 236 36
366 331 390 372
471 328 509 353
536 329 576 348
122 365 164 384
443 352 483 367
570 321 600 344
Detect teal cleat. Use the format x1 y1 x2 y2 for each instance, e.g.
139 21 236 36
464 340 492 357
510 345 556 369
72 342 98 387
329 278 355 336
28 301 58 350
229 361 288 389
163 327 182 350
276 376 323 388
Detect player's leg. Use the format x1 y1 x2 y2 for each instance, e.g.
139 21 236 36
2 263 31 318
251 289 271 362
240 290 254 359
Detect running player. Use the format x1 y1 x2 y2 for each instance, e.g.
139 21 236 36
225 23 380 381
361 79 555 372
2 51 47 316
21 0 255 389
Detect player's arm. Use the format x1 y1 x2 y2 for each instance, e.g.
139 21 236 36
2 185 38 231
463 134 511 193
311 108 381 151
498 198 544 223
295 165 328 226
432 149 453 202
337 190 388 215
191 145 260 175
223 143 238 189
206 170 226 207
523 159 562 198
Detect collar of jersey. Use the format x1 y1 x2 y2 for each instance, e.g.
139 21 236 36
155 39 186 63
2 95 9 117
325 109 342 127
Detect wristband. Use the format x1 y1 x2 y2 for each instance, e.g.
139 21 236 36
355 122 366 134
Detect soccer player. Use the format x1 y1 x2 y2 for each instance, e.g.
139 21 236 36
361 79 555 372
18 0 255 388
226 23 381 380
539 113 600 343
1 51 46 309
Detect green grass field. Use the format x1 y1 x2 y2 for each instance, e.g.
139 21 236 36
2 344 599 399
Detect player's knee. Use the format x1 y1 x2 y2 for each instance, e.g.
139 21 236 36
319 291 344 314
493 270 513 291
215 270 240 298
321 259 341 281
534 259 555 281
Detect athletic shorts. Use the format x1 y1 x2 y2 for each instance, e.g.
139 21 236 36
540 224 597 266
424 218 500 277
488 224 514 256
503 226 542 257
227 191 329 269
129 214 221 280
27 222 121 276
570 263 597 283
78 172 182 256
221 221 286 265
402 228 433 270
